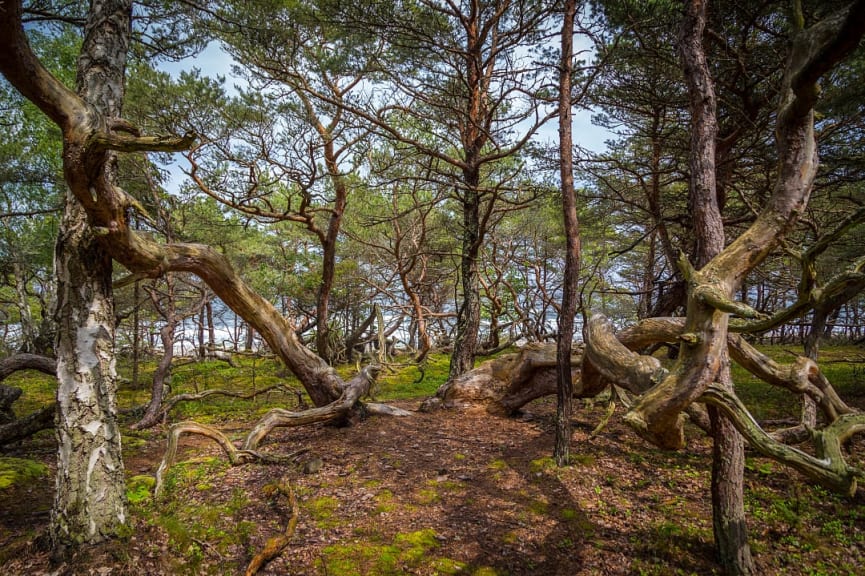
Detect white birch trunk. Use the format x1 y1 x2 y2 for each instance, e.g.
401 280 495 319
51 195 127 547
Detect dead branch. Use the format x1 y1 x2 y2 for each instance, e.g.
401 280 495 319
155 366 413 493
155 421 308 495
244 479 298 576
243 366 380 450
140 383 297 429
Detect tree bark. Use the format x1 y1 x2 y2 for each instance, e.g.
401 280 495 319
679 1 753 571
449 174 482 381
555 0 580 468
52 194 127 549
49 0 131 552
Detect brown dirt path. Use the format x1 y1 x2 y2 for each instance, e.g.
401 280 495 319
2 396 864 575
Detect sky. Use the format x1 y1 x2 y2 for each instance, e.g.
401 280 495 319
157 39 613 192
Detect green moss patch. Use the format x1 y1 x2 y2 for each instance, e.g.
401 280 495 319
306 495 341 528
126 474 156 504
0 457 48 490
317 528 441 575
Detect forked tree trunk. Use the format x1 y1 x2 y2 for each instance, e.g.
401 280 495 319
679 1 753 572
49 0 132 552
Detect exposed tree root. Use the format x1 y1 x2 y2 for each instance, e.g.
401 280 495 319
364 403 414 417
584 313 865 494
132 383 299 430
420 343 586 414
155 420 308 495
244 479 298 576
701 385 865 496
155 366 412 493
0 404 55 445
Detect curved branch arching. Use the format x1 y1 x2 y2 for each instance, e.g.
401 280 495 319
583 313 865 495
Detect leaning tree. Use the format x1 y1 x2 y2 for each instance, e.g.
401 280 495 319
0 0 406 552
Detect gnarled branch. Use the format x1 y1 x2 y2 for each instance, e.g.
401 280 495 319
701 384 865 496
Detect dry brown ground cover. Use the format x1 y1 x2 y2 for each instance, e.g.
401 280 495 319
1 388 864 575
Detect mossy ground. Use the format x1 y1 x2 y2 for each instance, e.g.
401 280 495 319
0 347 863 575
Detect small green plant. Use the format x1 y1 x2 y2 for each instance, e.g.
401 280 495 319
374 489 397 514
126 475 156 505
317 528 442 575
570 453 596 466
415 487 440 505
528 498 548 515
529 457 555 474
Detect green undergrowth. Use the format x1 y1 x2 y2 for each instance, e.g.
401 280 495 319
746 482 865 574
1 369 56 415
4 345 859 425
132 456 251 575
374 353 451 400
0 457 48 489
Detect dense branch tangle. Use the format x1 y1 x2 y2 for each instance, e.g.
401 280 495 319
0 0 372 408
581 1 865 495
584 314 864 494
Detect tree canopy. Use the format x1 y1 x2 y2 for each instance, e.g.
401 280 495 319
1 1 864 574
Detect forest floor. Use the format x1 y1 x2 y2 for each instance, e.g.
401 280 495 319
1 352 865 575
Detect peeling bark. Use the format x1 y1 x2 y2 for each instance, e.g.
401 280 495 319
50 0 131 551
52 184 128 550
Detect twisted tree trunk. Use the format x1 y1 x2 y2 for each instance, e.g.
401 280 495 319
679 1 752 572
